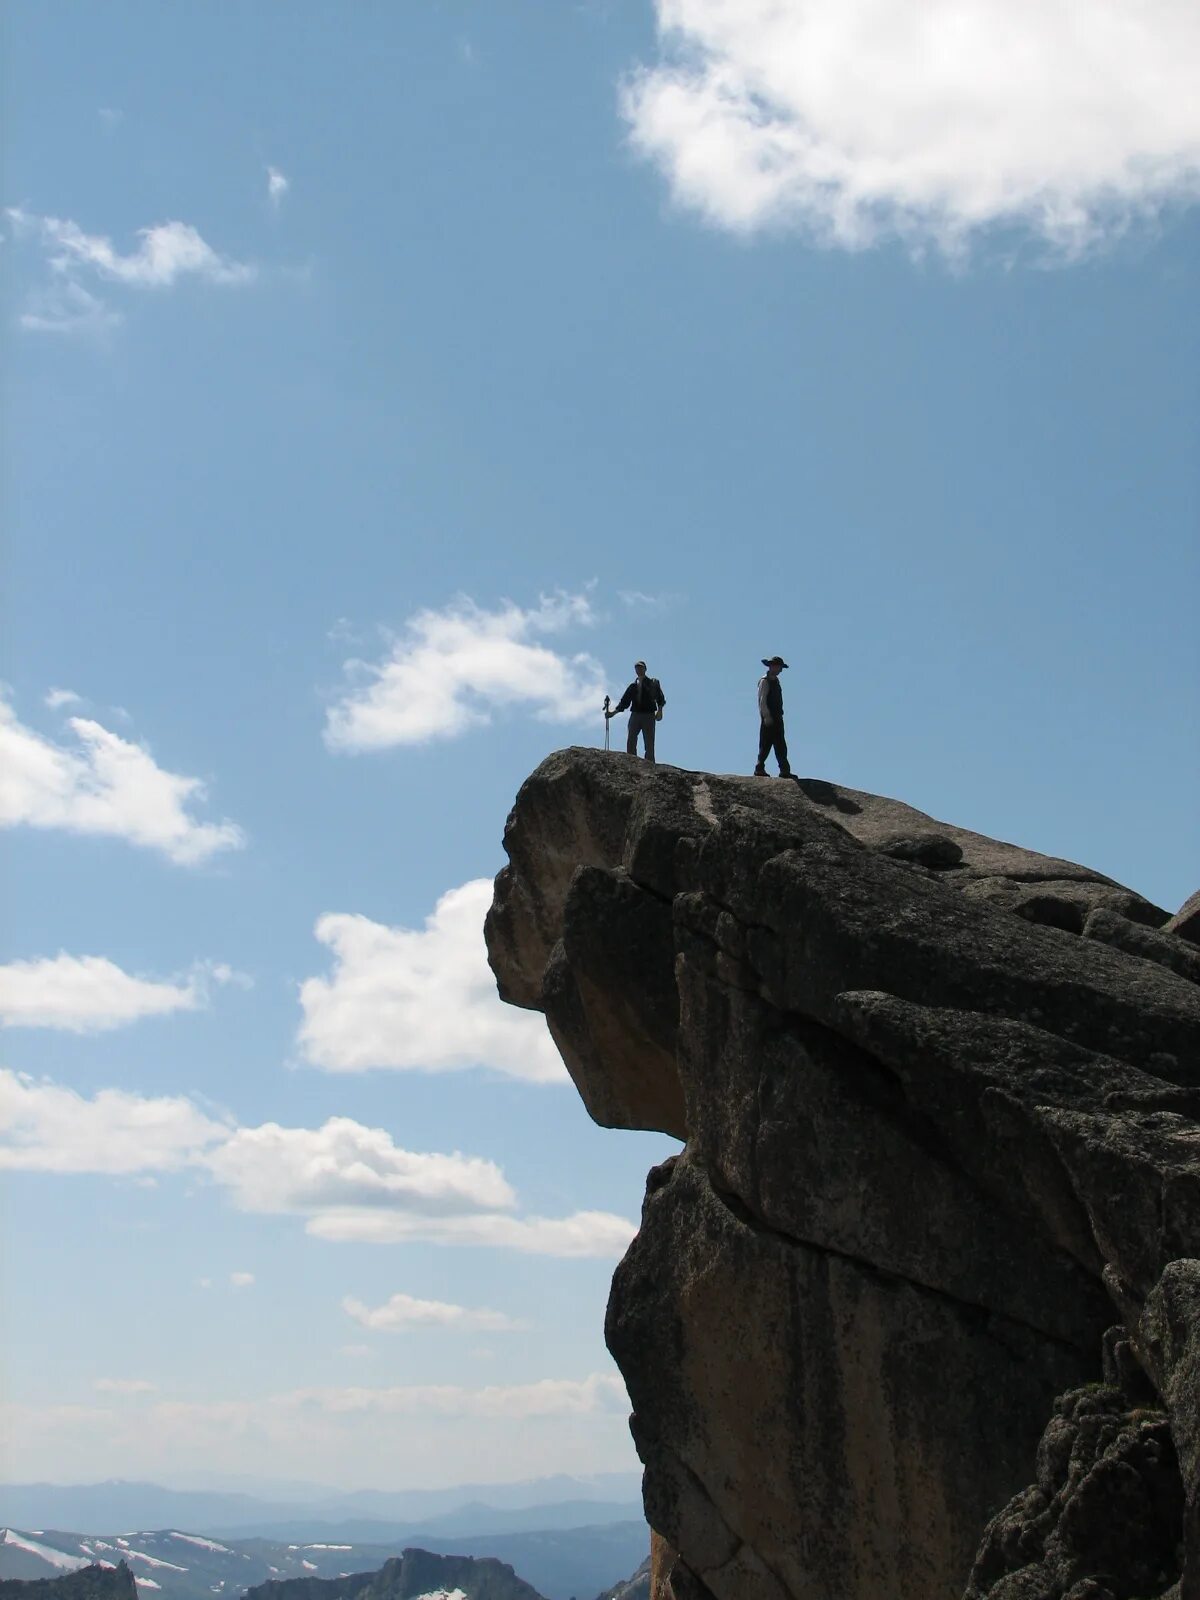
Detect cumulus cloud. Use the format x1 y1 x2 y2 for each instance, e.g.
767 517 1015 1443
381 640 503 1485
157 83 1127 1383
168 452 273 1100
324 593 606 751
205 1115 516 1217
267 167 290 209
297 881 565 1081
44 688 84 710
342 1291 524 1333
0 1075 633 1258
0 954 237 1032
0 1070 229 1176
622 0 1200 255
0 695 244 865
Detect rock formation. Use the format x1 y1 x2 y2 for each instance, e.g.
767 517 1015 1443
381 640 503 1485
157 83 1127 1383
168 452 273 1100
244 1550 545 1600
0 1566 137 1600
485 749 1200 1600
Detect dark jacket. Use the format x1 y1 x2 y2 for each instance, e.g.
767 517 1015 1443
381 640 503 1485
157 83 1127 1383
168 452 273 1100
615 677 665 715
758 674 784 722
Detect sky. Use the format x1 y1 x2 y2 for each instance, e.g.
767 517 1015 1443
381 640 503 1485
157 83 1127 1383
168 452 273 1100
1 0 1198 1492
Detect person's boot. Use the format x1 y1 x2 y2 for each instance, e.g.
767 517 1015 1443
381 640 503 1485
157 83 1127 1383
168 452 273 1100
753 765 768 777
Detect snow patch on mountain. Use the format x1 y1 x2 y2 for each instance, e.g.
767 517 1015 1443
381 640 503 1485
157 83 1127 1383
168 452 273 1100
2 1531 90 1572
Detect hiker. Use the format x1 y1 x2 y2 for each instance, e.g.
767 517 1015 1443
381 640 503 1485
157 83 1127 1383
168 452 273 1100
606 660 666 762
755 655 791 778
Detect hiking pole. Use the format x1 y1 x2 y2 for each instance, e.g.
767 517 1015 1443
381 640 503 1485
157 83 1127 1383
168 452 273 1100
603 695 611 751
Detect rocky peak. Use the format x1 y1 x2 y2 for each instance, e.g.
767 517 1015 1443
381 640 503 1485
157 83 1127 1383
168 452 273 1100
486 749 1200 1600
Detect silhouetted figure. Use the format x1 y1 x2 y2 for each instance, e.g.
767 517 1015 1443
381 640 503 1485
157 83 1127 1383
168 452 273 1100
755 655 791 777
607 660 666 762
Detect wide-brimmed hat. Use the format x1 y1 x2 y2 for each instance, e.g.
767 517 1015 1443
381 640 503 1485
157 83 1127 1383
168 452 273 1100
762 655 789 669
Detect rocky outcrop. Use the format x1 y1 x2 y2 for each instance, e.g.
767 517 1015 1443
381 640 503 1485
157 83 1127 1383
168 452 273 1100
244 1551 545 1600
0 1566 137 1600
485 750 1200 1600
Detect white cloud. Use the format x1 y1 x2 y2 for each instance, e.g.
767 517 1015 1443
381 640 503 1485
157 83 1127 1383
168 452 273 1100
623 0 1200 255
342 1291 525 1333
44 688 83 710
0 954 210 1032
6 207 254 335
0 694 245 865
0 1070 229 1176
229 1271 255 1288
308 1208 637 1258
297 880 565 1081
8 208 254 287
267 167 290 209
94 1378 155 1395
0 1073 632 1259
324 592 606 751
204 1115 517 1217
19 280 122 337
98 108 124 131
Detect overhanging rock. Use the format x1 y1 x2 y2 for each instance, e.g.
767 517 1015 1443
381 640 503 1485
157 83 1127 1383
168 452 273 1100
486 748 1200 1600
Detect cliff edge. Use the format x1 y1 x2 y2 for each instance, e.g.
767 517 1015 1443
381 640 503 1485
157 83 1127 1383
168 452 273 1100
485 749 1200 1600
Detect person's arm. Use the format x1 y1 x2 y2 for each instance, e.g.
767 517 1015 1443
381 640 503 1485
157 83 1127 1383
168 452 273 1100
609 684 633 716
758 678 771 723
654 679 666 710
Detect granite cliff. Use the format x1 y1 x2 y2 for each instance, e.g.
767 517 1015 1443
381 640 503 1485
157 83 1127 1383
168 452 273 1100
485 749 1200 1600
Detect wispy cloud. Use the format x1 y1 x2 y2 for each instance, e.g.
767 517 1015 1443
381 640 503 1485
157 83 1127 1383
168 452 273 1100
623 0 1200 257
230 1271 255 1288
267 167 290 209
44 688 84 710
94 1378 154 1395
324 592 606 751
0 1074 635 1259
0 693 245 865
308 1208 637 1257
298 880 565 1081
342 1291 525 1333
6 207 255 334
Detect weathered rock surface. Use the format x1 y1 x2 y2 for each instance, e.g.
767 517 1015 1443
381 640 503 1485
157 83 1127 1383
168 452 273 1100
485 751 1200 1600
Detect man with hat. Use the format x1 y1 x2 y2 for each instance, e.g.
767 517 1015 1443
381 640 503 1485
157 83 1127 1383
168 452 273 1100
755 655 791 778
606 659 666 763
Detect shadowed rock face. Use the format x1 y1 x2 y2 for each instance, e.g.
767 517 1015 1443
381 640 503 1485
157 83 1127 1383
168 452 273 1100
485 750 1200 1600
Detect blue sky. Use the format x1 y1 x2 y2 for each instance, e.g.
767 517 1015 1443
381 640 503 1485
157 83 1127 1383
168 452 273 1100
2 1 1198 1490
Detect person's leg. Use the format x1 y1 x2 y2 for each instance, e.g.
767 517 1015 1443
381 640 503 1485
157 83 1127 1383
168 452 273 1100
626 715 639 756
774 718 791 777
755 722 771 774
643 715 656 763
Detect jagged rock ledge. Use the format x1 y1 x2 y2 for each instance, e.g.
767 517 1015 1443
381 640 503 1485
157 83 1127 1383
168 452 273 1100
485 749 1200 1600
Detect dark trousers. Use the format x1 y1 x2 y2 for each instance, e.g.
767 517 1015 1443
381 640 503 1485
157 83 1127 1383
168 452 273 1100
627 711 657 762
757 717 789 775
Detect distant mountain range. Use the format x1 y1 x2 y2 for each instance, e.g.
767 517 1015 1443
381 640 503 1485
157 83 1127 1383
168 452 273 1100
0 1482 642 1542
0 1525 650 1600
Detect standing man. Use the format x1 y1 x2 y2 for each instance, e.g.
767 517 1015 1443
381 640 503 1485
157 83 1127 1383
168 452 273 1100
755 655 791 778
607 660 666 762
